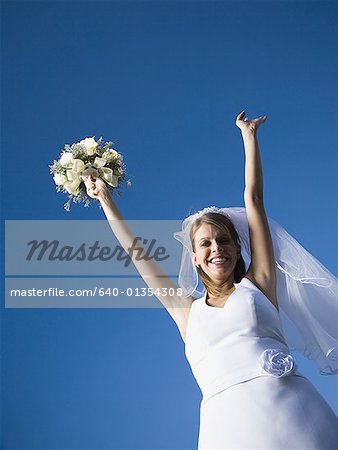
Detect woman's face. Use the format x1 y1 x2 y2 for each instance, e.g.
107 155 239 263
192 223 239 283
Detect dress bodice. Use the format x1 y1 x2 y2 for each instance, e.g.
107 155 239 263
185 277 306 403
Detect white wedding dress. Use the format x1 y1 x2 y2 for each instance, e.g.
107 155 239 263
185 277 338 449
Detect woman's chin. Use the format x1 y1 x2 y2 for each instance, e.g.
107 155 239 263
208 269 233 283
201 261 235 282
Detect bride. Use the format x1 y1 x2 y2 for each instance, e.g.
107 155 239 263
84 111 338 449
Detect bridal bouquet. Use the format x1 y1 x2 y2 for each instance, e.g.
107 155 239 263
49 137 131 211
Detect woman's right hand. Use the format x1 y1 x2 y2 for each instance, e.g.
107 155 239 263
236 110 267 135
83 175 110 200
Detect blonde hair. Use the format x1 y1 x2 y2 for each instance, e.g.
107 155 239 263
190 212 246 298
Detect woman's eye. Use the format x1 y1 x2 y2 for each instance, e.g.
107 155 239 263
201 241 209 247
201 239 229 246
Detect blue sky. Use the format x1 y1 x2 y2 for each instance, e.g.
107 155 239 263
1 1 338 449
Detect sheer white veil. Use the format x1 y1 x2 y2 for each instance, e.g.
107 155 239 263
173 206 338 375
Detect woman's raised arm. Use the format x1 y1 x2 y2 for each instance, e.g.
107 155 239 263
235 111 278 310
84 176 193 342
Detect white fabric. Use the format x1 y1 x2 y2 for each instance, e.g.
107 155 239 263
174 206 338 375
185 277 338 449
198 376 338 450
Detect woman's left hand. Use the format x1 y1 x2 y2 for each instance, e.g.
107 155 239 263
236 110 267 135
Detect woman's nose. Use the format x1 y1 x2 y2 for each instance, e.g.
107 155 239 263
211 241 223 253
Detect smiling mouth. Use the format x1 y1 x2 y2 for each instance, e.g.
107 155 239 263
208 257 229 265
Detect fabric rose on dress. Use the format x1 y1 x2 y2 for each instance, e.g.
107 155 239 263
260 349 295 377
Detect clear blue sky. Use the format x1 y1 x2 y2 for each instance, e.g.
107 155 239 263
1 1 337 449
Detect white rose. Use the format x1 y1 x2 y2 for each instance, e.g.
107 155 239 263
59 152 74 168
53 173 67 186
102 149 120 163
79 137 98 156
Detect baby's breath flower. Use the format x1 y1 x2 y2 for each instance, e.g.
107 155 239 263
64 199 71 212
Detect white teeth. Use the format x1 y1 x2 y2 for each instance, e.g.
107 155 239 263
210 257 228 263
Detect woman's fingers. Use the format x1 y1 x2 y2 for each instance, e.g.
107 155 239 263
235 111 268 133
87 187 99 198
250 115 267 124
83 177 97 198
236 111 266 124
255 115 267 125
236 110 246 121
